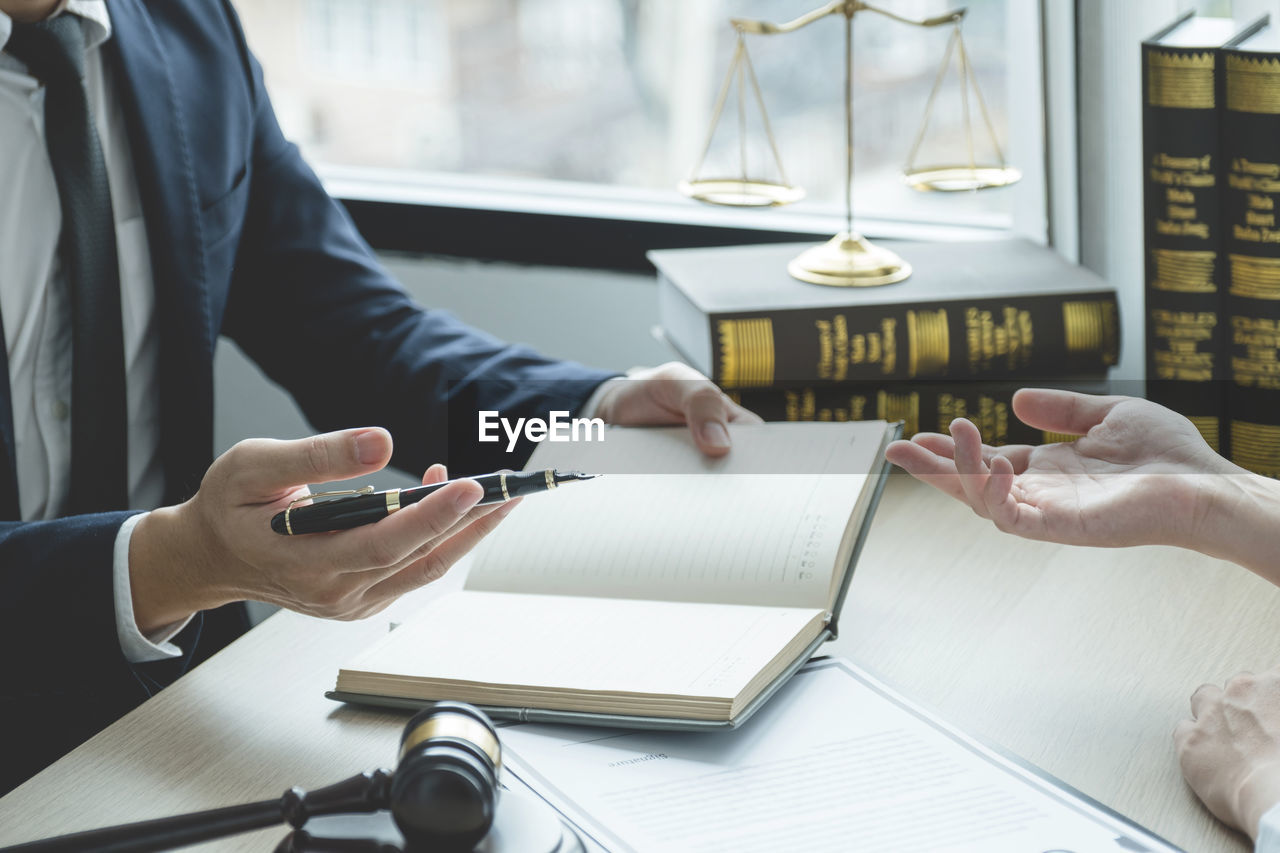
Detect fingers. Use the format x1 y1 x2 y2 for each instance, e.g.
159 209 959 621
1173 718 1195 750
949 418 991 511
232 428 393 498
288 478 485 572
682 384 737 456
364 499 521 602
728 402 765 425
984 455 1020 530
1011 389 1124 436
595 363 759 456
1191 683 1224 720
422 463 448 486
382 500 508 577
884 440 966 501
906 432 1036 475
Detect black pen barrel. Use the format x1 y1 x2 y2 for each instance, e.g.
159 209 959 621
271 496 393 535
272 470 592 534
397 474 508 509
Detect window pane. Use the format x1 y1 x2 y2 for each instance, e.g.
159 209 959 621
237 0 1022 227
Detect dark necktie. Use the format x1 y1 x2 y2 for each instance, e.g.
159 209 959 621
7 16 129 513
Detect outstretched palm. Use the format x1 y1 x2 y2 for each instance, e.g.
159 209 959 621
885 389 1235 549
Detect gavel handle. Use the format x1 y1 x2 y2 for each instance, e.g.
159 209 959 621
0 770 393 853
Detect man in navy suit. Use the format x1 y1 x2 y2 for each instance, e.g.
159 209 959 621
0 0 757 792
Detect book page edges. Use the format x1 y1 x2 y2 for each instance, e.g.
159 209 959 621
336 605 827 721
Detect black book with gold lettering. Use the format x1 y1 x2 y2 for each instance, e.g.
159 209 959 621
1141 14 1262 456
652 240 1118 389
727 380 1110 447
1221 21 1280 477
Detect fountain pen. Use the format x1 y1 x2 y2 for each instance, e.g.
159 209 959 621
271 469 599 535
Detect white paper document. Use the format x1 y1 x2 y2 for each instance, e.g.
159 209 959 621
501 658 1178 853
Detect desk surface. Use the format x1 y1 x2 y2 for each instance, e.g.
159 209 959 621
2 473 1277 851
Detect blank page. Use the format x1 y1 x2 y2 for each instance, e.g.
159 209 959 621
465 423 884 609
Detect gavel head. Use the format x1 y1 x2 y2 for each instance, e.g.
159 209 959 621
390 702 501 851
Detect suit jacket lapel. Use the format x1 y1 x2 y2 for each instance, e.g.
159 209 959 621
104 0 215 504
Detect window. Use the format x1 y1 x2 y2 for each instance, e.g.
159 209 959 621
236 0 1043 238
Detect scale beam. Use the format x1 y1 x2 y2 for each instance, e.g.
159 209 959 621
681 0 1018 287
731 2 965 36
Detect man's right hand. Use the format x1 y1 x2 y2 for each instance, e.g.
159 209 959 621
127 428 517 633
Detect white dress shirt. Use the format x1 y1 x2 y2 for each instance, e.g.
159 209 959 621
0 2 182 663
1259 804 1280 853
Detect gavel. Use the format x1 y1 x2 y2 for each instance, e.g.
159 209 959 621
0 702 501 853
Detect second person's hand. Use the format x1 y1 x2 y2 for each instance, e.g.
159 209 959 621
884 388 1241 551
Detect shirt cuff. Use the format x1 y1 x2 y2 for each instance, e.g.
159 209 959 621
113 512 192 663
578 376 627 419
1258 802 1280 852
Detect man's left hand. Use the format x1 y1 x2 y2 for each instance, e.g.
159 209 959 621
1175 667 1280 840
592 362 762 456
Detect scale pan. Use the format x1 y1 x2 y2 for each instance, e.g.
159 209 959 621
678 178 805 208
904 165 1021 192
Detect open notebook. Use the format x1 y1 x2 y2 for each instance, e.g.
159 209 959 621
329 421 898 729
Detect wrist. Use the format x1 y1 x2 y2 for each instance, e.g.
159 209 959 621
1236 765 1280 841
1193 465 1280 581
129 503 231 633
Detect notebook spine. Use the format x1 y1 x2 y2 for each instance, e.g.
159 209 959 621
709 292 1118 389
1221 47 1280 476
1141 40 1227 453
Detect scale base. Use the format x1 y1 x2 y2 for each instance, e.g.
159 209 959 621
787 232 911 287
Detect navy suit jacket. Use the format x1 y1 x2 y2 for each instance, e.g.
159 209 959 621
0 0 615 792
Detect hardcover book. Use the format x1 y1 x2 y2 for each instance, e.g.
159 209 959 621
651 240 1118 389
329 421 896 729
1221 22 1280 477
728 380 1110 446
1141 13 1260 453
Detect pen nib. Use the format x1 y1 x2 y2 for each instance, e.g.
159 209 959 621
553 470 600 484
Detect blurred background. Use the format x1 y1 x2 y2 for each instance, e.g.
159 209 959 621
236 0 1013 228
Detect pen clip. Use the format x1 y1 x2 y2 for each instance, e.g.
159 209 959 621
284 486 376 535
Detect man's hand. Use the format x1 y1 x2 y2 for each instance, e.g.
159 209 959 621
1175 668 1280 840
592 362 762 456
883 389 1240 551
128 428 517 632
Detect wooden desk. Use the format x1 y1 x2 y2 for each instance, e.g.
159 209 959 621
2 473 1278 851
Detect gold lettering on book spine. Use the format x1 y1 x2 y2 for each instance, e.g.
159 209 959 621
1231 314 1280 388
1153 249 1217 293
1063 301 1117 363
1226 54 1280 114
1229 254 1280 300
716 318 774 387
875 390 919 437
906 309 949 377
1231 420 1280 477
1147 50 1216 109
1188 416 1221 452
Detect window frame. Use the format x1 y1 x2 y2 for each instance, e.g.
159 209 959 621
302 0 1060 273
327 167 1017 272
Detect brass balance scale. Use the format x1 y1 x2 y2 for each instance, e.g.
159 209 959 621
679 0 1020 287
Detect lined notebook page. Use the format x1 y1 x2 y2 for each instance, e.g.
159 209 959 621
341 591 826 703
465 423 884 609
